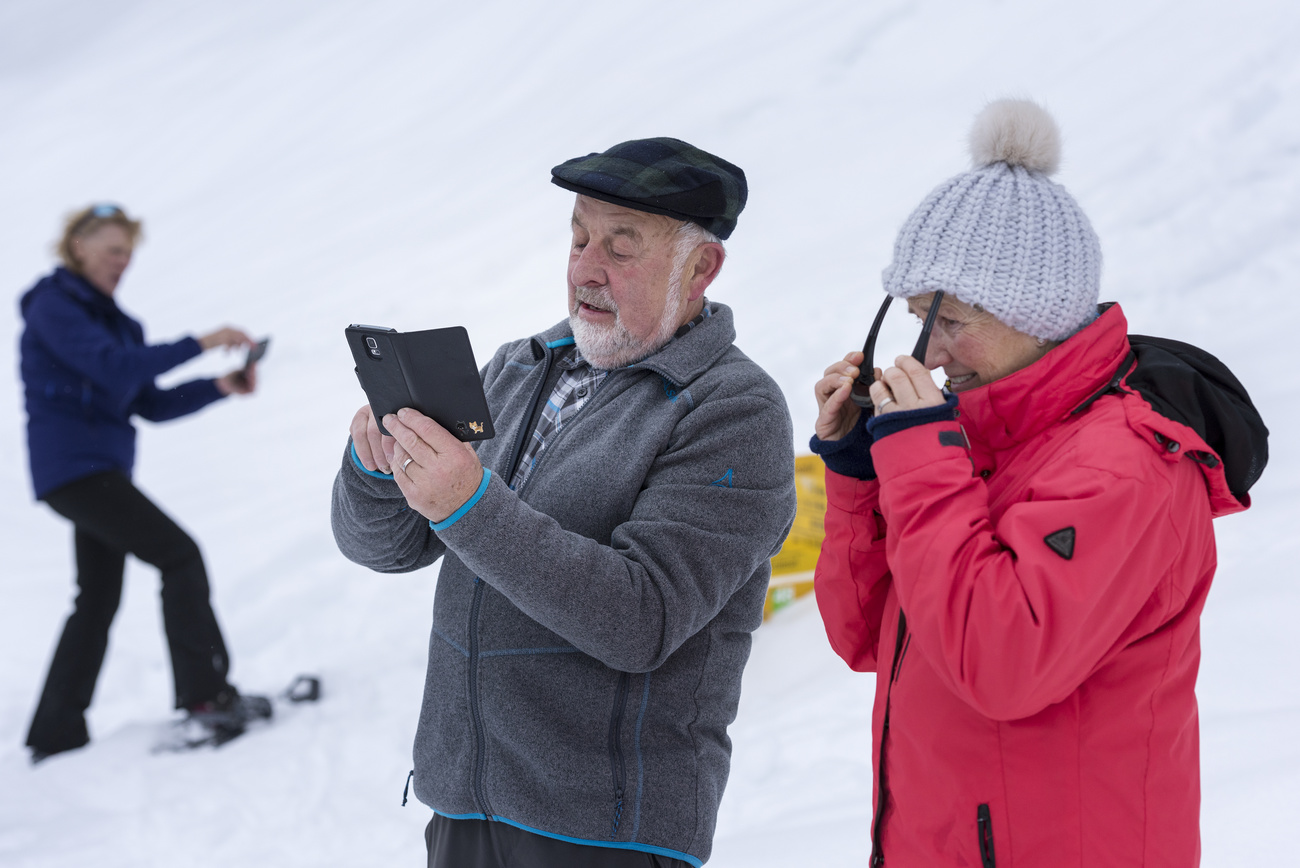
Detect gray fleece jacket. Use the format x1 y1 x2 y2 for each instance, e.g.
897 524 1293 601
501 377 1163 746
331 302 796 866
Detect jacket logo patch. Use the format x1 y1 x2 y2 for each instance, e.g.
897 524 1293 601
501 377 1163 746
711 469 734 488
1044 527 1076 560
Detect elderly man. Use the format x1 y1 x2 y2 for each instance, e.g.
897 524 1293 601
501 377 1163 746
332 138 796 868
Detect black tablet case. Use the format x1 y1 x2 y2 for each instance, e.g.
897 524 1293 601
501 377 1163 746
347 325 495 441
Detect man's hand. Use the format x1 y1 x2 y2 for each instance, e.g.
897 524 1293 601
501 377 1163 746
350 404 396 474
869 355 945 415
385 407 484 524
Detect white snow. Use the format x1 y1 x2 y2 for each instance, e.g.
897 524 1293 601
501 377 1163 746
2 1 1297 865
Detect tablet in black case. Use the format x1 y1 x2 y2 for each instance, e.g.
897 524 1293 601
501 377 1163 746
346 324 495 441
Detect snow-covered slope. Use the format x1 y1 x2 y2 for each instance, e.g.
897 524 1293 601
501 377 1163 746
1 1 1297 864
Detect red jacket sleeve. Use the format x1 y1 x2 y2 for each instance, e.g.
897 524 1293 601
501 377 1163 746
814 468 893 672
871 417 1210 721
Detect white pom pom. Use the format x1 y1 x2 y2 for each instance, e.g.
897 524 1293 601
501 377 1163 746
968 98 1061 175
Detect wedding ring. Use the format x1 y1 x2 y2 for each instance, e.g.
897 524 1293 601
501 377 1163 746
877 397 894 411
402 457 415 472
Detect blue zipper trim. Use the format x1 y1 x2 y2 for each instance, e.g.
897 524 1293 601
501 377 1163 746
545 336 576 348
429 469 492 531
486 814 703 867
350 442 395 479
505 341 556 488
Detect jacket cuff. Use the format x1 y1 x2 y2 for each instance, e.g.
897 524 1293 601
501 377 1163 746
809 410 876 480
867 393 959 440
346 441 408 497
430 469 492 531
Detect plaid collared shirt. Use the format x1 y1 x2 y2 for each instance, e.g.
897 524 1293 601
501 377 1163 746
511 346 607 491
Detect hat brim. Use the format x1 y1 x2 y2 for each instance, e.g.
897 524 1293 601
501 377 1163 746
550 177 724 237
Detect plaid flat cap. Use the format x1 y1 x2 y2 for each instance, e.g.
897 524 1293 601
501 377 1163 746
551 137 747 239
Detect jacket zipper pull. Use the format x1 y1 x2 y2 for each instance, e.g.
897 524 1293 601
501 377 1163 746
402 769 414 806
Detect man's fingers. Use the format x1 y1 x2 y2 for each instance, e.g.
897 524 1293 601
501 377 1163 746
350 406 379 470
383 408 459 466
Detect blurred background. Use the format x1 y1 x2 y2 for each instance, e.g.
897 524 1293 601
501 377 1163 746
2 1 1297 865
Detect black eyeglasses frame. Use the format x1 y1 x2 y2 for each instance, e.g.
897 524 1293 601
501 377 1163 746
849 289 946 411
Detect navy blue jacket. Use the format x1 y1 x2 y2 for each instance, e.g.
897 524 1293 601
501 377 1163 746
19 267 224 499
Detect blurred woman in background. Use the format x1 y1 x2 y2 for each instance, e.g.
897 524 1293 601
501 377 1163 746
19 203 267 763
810 101 1265 866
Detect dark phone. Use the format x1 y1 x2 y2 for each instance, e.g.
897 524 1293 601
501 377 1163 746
243 338 270 371
346 324 495 442
229 337 269 388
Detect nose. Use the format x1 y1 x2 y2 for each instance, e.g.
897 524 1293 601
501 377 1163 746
569 244 607 287
923 331 951 370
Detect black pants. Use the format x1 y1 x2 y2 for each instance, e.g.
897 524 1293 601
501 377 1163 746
26 471 231 754
424 814 692 868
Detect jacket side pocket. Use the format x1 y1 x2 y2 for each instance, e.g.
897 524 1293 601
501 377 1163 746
977 803 996 868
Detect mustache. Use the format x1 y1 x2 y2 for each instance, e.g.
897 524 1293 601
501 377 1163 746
573 286 619 314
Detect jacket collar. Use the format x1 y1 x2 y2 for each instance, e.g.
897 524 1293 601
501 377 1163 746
532 301 737 388
957 303 1130 452
54 266 120 311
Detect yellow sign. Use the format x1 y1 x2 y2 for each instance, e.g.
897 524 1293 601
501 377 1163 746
764 454 826 620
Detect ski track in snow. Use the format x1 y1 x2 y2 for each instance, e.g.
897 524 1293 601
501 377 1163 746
2 1 1298 865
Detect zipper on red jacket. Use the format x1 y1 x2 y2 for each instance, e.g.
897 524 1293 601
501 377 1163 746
869 608 909 867
977 803 996 867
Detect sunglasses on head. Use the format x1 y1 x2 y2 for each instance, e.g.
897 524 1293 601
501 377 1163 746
850 290 946 410
71 203 126 235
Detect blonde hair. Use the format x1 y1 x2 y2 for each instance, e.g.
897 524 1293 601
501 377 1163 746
56 204 143 271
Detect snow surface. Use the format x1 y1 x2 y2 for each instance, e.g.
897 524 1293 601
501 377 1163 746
2 1 1298 865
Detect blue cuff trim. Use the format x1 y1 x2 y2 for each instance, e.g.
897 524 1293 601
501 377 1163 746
866 393 960 441
350 442 395 480
546 336 576 348
429 468 492 532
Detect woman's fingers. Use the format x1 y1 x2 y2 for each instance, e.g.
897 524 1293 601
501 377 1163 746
871 356 945 415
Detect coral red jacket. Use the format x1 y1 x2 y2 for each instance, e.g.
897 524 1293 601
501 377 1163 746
815 305 1246 867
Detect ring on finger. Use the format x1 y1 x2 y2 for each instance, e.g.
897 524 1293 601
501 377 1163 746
877 397 894 411
402 457 415 473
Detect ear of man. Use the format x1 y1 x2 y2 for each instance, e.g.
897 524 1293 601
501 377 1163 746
687 242 725 301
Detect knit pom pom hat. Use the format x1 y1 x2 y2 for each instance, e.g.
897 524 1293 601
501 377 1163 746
882 99 1102 341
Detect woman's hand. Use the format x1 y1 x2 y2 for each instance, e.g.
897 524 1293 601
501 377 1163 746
215 364 257 396
198 327 254 351
350 404 396 474
815 351 876 441
869 355 946 415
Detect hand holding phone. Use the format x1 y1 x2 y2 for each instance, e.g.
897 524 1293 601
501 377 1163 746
227 337 269 391
346 324 494 441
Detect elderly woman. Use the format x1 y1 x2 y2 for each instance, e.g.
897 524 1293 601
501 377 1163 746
20 204 267 762
811 102 1265 866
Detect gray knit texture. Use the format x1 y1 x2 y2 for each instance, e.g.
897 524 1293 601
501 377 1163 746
882 103 1103 341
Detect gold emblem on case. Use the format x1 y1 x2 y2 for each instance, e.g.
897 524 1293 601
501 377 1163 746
469 421 484 434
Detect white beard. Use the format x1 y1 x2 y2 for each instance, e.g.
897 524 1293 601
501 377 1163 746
569 280 685 370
